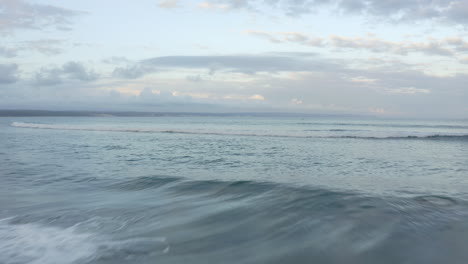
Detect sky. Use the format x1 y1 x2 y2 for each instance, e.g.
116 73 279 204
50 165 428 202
1 0 468 118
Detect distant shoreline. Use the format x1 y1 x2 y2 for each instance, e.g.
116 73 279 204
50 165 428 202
0 109 371 118
1 110 466 121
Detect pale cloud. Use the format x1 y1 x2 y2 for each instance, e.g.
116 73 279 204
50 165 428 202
34 61 99 85
21 39 65 55
203 0 468 25
34 67 63 85
0 46 17 58
245 30 323 46
2 55 467 118
445 37 468 52
112 64 157 79
0 64 19 84
194 44 210 50
350 76 378 84
1 1 466 118
245 30 282 43
158 0 181 9
102 57 132 65
386 87 431 95
248 30 468 58
291 98 303 105
0 0 84 34
249 94 265 100
186 74 203 82
197 1 230 10
139 87 180 101
142 54 342 74
61 62 99 81
0 39 65 57
368 107 387 115
444 0 468 24
329 35 456 56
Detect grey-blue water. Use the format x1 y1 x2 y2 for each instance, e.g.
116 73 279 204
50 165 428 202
1 116 468 264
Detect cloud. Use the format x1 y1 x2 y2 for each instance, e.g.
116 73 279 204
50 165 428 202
102 57 132 65
20 39 65 55
1 53 467 118
112 64 157 79
249 67 468 117
0 0 84 34
142 54 342 74
0 39 66 57
0 46 17 58
386 87 431 95
193 44 210 50
245 30 323 46
0 64 19 84
329 35 455 56
198 0 252 11
248 94 265 100
34 67 63 85
248 30 468 58
193 0 317 13
445 1 468 24
158 0 181 8
186 74 203 82
446 37 468 52
139 87 174 100
246 30 282 43
34 61 99 85
291 98 303 105
350 76 378 84
203 0 468 25
62 62 99 81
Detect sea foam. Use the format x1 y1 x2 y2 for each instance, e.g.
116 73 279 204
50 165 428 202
0 218 98 264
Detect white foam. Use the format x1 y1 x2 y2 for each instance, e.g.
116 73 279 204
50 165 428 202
0 218 97 264
11 122 95 131
11 121 468 139
0 217 171 263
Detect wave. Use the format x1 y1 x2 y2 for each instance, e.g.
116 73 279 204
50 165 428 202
333 135 468 140
0 217 171 264
0 218 98 264
296 122 468 129
110 175 461 203
11 122 468 140
107 177 468 263
3 175 466 264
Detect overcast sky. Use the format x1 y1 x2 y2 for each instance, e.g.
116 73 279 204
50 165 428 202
1 0 468 118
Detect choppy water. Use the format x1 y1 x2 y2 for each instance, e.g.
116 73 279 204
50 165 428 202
1 116 468 264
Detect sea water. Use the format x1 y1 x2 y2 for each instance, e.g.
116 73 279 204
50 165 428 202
1 116 468 263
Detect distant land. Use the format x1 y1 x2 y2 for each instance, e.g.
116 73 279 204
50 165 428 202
0 109 372 118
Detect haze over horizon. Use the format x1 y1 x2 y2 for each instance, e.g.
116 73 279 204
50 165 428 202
1 0 468 118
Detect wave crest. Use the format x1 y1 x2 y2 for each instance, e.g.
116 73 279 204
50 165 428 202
11 122 468 140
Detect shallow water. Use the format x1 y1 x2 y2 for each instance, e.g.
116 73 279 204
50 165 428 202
1 116 468 263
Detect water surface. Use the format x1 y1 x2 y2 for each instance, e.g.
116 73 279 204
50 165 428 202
1 116 468 264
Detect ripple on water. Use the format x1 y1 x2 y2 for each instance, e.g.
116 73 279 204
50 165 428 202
414 195 458 207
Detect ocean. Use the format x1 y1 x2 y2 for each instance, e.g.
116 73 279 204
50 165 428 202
1 116 468 264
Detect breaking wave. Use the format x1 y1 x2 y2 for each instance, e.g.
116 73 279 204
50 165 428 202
0 218 97 264
11 122 468 140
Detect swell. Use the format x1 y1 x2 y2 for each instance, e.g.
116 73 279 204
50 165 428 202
4 173 468 264
11 122 468 141
296 122 468 129
108 177 468 264
110 176 462 207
